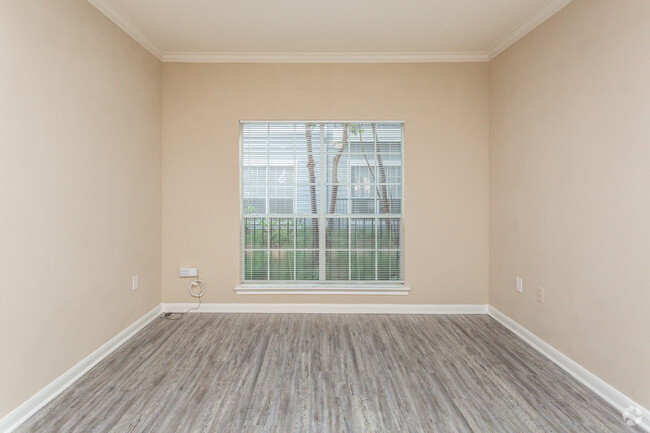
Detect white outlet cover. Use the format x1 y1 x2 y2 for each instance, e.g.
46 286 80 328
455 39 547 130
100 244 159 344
132 275 139 291
516 277 523 293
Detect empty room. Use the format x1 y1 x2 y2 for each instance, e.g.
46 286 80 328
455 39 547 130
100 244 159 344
1 0 649 432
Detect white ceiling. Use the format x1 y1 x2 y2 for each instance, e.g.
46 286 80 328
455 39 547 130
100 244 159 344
88 0 573 62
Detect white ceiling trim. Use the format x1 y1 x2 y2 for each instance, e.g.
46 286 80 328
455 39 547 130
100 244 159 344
162 51 489 63
88 0 573 64
88 0 164 60
486 0 574 60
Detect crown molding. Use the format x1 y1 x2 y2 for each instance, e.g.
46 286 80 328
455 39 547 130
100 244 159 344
486 0 574 60
89 0 572 64
162 51 489 63
88 0 164 60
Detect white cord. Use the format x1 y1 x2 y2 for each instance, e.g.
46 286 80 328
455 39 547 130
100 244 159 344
165 277 206 320
189 279 207 298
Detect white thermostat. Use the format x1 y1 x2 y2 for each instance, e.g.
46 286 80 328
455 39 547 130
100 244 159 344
179 267 199 277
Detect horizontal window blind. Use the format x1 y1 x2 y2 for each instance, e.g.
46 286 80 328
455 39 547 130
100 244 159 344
240 122 403 283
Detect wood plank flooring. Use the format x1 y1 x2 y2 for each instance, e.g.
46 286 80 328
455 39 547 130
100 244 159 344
16 314 643 433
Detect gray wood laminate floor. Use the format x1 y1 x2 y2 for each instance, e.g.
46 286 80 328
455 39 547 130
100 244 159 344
16 314 642 433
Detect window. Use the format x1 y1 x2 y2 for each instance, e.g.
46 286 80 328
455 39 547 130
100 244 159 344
240 121 404 289
243 165 295 214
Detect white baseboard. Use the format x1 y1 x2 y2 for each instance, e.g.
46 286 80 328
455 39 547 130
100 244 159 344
162 302 488 314
488 306 650 432
0 305 163 433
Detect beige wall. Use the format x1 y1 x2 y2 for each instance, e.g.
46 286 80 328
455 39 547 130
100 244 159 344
490 0 650 407
161 63 490 305
0 0 161 418
5 0 646 420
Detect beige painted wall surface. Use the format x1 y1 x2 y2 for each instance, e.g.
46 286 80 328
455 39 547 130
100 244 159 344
490 0 650 407
0 0 161 418
162 63 489 305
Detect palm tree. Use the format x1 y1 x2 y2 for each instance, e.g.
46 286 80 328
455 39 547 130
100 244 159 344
304 124 319 246
304 122 397 249
326 123 349 243
371 122 394 237
350 123 393 234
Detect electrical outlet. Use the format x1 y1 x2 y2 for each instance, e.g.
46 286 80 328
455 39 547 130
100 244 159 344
537 287 544 303
132 275 139 291
516 277 523 293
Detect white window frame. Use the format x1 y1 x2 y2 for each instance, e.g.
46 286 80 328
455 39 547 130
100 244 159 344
236 121 409 295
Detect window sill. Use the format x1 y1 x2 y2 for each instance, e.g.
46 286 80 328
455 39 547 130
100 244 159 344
235 283 410 296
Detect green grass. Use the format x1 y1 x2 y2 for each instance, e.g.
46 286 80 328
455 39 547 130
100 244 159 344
244 218 401 281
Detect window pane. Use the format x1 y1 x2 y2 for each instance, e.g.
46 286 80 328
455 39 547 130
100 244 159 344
243 166 267 214
377 251 401 280
269 250 294 280
269 198 293 214
351 181 374 198
296 184 319 214
326 251 348 280
295 150 320 184
351 198 376 214
351 251 375 280
244 218 267 249
377 218 401 250
296 251 319 280
351 165 376 184
325 124 347 153
243 198 266 214
326 153 350 184
268 166 294 197
243 166 266 187
269 218 294 249
348 131 377 153
268 153 294 167
378 197 401 214
245 251 268 280
243 179 266 198
296 218 319 248
389 198 401 214
325 185 349 214
325 218 348 249
350 218 375 249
